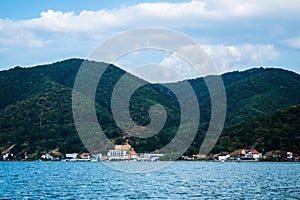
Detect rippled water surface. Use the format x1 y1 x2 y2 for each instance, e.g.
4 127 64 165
0 161 299 199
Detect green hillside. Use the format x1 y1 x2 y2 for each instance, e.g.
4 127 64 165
222 68 300 125
213 105 300 154
0 59 181 158
0 59 299 159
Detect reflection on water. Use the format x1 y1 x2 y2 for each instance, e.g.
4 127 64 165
0 161 299 199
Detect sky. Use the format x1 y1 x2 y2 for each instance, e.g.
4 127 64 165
0 0 299 81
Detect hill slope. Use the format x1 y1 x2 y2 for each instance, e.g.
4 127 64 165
0 59 299 158
213 105 300 154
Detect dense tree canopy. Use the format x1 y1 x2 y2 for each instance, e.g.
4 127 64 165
0 59 299 159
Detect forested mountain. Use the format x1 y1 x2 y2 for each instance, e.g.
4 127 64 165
0 58 299 159
213 105 300 154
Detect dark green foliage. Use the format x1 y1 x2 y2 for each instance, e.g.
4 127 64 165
0 59 299 158
223 68 300 125
212 105 300 154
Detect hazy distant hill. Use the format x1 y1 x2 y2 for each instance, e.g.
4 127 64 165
0 58 299 159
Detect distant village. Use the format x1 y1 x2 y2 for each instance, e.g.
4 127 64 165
1 141 299 162
184 148 298 162
57 141 164 162
1 141 164 162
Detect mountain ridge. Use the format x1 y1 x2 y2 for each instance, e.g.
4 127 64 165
0 58 299 159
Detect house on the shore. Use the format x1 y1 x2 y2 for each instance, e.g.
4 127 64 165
40 153 53 161
107 140 138 160
107 149 128 160
65 153 78 159
140 153 164 161
80 153 91 159
242 148 262 160
218 153 230 161
2 153 14 161
92 154 102 160
287 152 296 161
1 144 16 161
264 150 297 161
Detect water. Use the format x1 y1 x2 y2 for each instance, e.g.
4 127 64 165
0 161 299 199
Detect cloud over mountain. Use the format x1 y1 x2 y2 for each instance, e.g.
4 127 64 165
0 0 299 75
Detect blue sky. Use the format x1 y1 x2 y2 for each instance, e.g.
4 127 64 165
0 0 299 79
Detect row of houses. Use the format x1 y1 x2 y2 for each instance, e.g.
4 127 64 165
182 148 298 162
217 148 297 162
107 149 163 161
60 150 163 162
218 148 262 161
61 141 164 161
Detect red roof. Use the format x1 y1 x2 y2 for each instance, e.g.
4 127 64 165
245 149 260 154
251 149 259 154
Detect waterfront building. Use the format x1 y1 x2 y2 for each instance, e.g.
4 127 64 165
140 153 164 161
242 148 262 160
218 153 230 161
40 153 53 161
65 153 78 159
107 150 128 159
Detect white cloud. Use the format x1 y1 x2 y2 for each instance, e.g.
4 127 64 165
1 0 300 34
203 44 279 72
282 36 300 49
0 19 50 48
159 44 279 77
22 9 129 32
0 0 298 72
159 53 199 81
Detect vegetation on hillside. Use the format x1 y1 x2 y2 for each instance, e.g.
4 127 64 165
213 105 300 154
0 59 299 159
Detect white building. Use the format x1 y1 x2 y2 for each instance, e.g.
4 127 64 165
92 154 102 160
2 153 13 161
140 153 164 161
65 153 78 159
218 154 230 161
287 152 293 159
40 153 53 160
242 149 262 160
108 150 128 159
